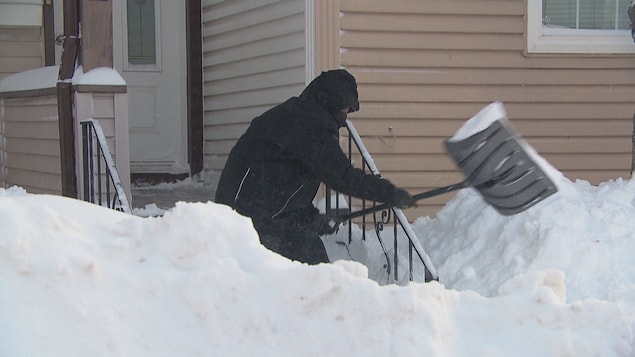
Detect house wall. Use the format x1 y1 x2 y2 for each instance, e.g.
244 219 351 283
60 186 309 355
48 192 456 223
0 89 130 201
2 94 61 194
0 0 45 80
336 0 635 219
0 26 44 80
0 3 46 190
201 0 308 187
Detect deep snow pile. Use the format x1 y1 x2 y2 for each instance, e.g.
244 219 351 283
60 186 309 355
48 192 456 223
1 169 635 355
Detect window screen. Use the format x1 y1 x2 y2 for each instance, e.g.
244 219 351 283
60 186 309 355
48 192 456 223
543 0 632 30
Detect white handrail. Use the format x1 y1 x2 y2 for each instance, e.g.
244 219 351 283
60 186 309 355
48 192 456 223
345 119 438 280
81 119 131 214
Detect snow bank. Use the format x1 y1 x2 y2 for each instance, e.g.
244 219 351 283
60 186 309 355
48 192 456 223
1 180 634 356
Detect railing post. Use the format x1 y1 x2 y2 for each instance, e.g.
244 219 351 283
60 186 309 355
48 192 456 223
82 123 90 202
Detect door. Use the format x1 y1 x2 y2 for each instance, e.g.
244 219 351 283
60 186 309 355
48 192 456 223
112 0 188 174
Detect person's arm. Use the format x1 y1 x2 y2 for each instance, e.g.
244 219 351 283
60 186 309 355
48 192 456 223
289 114 412 207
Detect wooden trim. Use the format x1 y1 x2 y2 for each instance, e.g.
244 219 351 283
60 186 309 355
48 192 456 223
0 88 57 99
57 81 77 197
313 0 340 74
81 0 113 71
186 0 204 176
73 84 126 93
57 0 80 198
43 0 55 66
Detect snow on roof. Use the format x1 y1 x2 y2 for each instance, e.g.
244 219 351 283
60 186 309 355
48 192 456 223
0 65 126 94
71 66 126 86
0 65 59 93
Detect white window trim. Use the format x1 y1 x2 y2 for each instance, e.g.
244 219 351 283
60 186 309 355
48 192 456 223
305 0 315 85
527 1 635 54
121 0 163 72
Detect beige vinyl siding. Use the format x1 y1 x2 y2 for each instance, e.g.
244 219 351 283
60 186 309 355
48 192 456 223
202 0 307 188
1 91 128 198
339 0 635 219
2 95 61 194
0 26 43 80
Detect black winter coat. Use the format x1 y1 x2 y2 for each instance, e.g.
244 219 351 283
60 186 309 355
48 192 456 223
215 96 401 229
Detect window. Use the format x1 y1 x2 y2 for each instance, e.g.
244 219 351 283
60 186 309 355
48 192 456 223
527 0 635 54
123 0 161 71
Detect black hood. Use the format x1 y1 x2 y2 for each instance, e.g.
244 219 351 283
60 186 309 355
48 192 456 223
299 69 360 116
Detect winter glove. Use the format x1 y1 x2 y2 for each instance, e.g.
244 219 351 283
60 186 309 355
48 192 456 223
389 188 415 209
311 213 344 236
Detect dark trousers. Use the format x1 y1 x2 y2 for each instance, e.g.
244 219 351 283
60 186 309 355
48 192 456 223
252 220 329 265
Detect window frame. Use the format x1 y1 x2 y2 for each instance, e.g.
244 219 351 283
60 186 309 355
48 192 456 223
526 1 635 54
121 0 163 72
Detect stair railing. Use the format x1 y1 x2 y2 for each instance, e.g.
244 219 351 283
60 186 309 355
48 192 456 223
80 119 131 214
325 119 438 283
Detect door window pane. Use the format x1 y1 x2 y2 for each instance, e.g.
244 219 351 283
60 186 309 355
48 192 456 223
127 0 156 65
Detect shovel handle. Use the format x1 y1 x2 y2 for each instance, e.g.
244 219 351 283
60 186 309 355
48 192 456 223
337 181 469 222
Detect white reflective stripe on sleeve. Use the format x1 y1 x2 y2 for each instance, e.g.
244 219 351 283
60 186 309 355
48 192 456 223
271 184 304 219
234 167 251 204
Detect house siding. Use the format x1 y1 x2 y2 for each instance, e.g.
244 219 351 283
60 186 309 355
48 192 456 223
201 0 307 188
338 0 635 218
0 91 130 201
1 95 61 194
0 26 43 80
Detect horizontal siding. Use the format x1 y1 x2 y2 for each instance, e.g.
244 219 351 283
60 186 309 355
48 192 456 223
0 23 46 192
0 26 43 80
202 0 307 187
341 49 635 69
339 0 635 218
5 169 61 195
1 95 61 194
340 0 525 15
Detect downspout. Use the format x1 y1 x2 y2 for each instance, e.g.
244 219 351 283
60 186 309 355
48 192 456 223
57 0 79 197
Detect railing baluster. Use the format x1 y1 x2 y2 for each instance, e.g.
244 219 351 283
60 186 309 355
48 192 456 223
325 120 437 283
393 223 398 282
80 119 131 214
96 141 102 206
82 124 90 202
88 129 95 203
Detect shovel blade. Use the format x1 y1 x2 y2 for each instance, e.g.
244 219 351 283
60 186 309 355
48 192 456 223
445 117 558 216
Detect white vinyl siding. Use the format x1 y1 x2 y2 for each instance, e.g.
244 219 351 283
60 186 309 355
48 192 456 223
201 0 307 188
0 92 128 197
0 26 44 80
0 1 42 27
1 95 61 194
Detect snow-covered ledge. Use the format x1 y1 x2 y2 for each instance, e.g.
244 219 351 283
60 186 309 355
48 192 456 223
0 65 59 98
0 66 126 98
0 66 130 202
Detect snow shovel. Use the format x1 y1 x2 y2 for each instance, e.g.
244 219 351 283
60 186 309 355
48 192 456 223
338 103 558 221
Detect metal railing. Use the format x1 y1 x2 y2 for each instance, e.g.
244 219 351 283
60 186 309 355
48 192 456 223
325 120 437 284
80 119 131 214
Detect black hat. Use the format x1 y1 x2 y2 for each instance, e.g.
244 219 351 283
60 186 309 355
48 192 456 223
300 69 360 114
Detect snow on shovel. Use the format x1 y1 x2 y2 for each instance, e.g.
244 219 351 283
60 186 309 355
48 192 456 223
339 101 558 221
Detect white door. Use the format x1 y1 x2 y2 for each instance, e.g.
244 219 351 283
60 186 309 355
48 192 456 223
112 0 188 174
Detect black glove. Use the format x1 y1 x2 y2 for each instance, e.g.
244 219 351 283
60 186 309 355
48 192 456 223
389 188 415 209
311 213 342 236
